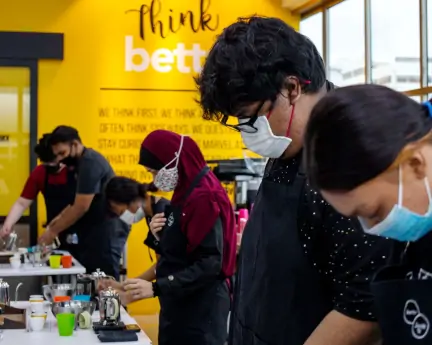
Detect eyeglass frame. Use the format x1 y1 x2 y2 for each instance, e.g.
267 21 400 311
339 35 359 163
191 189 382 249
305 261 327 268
219 78 311 133
220 101 267 134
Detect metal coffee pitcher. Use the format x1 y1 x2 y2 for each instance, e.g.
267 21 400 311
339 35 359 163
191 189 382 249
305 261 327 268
0 280 10 306
0 279 21 307
5 232 18 252
99 287 120 325
77 268 115 299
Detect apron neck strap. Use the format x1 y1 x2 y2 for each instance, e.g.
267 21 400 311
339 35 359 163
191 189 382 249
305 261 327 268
182 166 210 202
296 152 306 177
44 166 50 189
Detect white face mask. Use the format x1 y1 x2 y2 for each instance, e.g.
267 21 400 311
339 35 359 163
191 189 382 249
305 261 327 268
239 115 292 158
154 135 185 192
119 207 146 225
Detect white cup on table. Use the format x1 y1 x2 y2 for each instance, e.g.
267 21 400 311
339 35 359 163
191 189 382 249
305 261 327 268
30 301 45 313
30 313 46 331
9 257 21 269
29 295 44 302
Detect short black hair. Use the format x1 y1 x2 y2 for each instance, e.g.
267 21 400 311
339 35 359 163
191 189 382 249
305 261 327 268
34 134 55 163
195 15 326 121
304 84 432 191
49 126 81 145
105 176 147 205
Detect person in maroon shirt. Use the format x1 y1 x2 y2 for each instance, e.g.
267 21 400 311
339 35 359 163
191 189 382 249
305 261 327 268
1 134 78 254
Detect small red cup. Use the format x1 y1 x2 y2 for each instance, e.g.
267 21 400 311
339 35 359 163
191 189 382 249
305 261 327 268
53 296 71 302
61 255 72 268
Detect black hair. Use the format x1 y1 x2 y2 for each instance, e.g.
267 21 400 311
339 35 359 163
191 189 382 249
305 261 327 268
49 126 81 145
139 147 164 170
34 134 55 163
105 176 149 205
195 15 326 121
304 84 432 191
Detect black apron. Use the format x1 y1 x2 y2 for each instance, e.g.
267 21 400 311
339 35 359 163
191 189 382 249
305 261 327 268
78 213 130 280
371 242 432 344
229 161 332 345
43 167 79 257
144 196 166 261
156 167 230 345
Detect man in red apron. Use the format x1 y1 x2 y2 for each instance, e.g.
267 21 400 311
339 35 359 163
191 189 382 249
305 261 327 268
2 134 79 256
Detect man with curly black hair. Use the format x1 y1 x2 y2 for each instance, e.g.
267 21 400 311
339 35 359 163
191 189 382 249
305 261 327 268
196 16 398 345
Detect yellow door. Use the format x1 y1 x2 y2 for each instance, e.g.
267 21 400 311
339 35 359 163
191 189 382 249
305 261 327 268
0 66 31 216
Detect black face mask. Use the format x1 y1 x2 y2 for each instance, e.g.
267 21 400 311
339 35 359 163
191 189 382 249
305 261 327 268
60 156 78 166
60 143 79 166
45 164 61 174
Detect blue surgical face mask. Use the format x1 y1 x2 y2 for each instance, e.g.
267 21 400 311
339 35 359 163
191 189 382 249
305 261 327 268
359 166 432 242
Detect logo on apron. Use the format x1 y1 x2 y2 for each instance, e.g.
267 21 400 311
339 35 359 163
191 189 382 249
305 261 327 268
403 299 430 340
167 212 174 227
406 268 432 281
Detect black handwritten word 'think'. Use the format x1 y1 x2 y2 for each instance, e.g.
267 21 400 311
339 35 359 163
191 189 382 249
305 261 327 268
125 0 219 40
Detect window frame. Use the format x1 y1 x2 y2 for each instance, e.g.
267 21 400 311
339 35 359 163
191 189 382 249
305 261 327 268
299 0 430 99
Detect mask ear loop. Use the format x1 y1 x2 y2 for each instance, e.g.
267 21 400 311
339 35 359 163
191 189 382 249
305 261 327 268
162 135 185 169
286 105 295 137
265 102 294 138
399 165 410 263
397 165 403 207
424 176 432 201
174 135 185 168
284 79 311 137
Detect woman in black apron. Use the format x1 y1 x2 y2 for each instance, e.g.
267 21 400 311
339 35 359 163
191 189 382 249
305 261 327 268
303 84 432 344
122 130 237 345
104 176 170 284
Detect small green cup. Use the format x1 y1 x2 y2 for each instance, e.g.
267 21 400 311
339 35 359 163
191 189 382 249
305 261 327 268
56 313 75 336
49 255 61 269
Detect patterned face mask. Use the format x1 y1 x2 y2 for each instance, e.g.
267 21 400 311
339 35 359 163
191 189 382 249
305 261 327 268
154 135 185 192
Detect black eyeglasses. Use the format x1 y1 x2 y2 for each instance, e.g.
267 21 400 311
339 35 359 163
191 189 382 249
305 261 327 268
220 101 265 133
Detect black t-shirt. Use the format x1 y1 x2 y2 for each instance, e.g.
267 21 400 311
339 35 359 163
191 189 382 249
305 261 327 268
264 154 401 321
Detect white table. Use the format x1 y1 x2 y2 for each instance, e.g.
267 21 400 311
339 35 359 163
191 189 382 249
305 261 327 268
0 252 85 286
0 302 152 345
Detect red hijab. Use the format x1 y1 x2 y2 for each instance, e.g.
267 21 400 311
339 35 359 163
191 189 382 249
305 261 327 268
139 130 236 277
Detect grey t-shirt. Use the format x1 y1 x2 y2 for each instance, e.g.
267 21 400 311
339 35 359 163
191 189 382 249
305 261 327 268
75 148 115 232
77 148 114 196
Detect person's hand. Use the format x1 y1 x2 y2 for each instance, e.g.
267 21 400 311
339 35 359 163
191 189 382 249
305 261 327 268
118 290 135 306
236 233 242 254
149 213 166 240
38 228 56 245
122 279 154 301
0 224 13 238
97 279 123 292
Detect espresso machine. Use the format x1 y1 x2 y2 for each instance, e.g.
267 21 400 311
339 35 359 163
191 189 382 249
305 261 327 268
208 157 266 211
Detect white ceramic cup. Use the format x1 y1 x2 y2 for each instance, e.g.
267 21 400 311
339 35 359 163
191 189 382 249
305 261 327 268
30 313 46 331
29 294 44 300
30 301 45 313
9 258 21 269
29 295 44 304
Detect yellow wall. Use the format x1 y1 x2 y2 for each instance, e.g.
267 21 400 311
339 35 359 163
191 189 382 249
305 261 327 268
0 0 298 314
0 67 30 215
